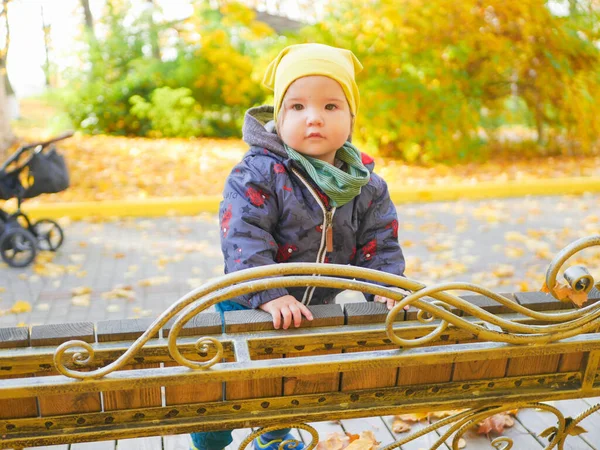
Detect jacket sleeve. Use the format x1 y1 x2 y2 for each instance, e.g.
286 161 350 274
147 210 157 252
354 174 406 302
219 158 289 309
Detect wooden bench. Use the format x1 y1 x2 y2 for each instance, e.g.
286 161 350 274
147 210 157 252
2 236 600 450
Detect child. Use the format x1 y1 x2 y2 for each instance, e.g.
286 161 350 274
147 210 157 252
191 43 405 450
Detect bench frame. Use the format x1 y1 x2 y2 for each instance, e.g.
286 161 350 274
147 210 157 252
1 235 600 449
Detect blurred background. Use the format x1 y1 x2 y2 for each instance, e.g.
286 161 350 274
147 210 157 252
0 0 599 329
0 0 599 202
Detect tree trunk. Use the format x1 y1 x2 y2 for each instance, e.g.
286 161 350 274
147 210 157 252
80 0 97 43
146 0 161 60
41 5 52 87
0 73 15 160
0 0 16 119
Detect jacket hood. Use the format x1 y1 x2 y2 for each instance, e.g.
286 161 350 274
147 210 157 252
242 106 287 158
241 105 376 172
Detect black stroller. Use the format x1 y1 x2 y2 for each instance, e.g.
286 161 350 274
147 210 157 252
0 132 72 267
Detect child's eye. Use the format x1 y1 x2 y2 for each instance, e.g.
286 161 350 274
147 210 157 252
291 104 304 111
325 104 338 111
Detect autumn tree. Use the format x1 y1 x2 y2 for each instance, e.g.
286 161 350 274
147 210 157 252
0 72 14 158
311 0 600 161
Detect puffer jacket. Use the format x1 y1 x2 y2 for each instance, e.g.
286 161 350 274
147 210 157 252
219 105 405 308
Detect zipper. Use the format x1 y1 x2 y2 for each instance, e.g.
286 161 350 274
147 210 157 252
292 168 336 305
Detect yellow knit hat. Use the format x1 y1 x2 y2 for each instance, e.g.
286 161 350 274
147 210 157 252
262 43 363 120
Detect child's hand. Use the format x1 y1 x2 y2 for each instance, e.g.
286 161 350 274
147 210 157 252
374 288 411 311
259 295 314 329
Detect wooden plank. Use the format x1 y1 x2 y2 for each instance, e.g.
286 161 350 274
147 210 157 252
0 326 29 348
163 312 223 405
516 403 593 450
340 416 397 447
0 326 38 419
341 303 399 391
97 319 162 411
31 322 102 416
453 358 507 382
506 354 561 377
382 414 450 450
70 441 115 450
401 301 457 388
558 352 586 372
397 341 454 387
164 435 190 450
514 292 573 312
117 436 162 450
283 305 344 395
30 322 95 346
460 292 518 315
224 309 282 400
298 420 346 447
508 292 569 378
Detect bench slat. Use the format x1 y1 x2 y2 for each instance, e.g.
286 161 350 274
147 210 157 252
341 303 399 391
224 309 283 400
163 312 223 406
283 305 344 395
32 322 102 416
97 319 162 411
0 326 38 420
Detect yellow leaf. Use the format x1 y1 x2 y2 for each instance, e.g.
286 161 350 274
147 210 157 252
392 418 412 433
10 300 32 314
71 294 91 307
541 281 589 307
72 286 92 296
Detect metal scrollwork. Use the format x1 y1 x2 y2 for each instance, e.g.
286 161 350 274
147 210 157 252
238 424 318 450
385 235 600 347
380 402 600 450
545 235 600 299
53 235 600 379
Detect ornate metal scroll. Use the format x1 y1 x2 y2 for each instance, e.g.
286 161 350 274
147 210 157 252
53 235 600 379
380 401 600 450
239 423 318 450
384 234 600 347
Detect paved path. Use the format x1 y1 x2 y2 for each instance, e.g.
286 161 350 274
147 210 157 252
3 193 600 449
1 193 600 328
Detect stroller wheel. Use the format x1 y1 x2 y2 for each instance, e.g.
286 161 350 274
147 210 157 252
32 219 64 251
0 228 37 268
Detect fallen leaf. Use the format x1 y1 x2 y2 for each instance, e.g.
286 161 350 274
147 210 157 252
138 276 171 287
395 412 430 422
72 286 92 296
541 281 589 307
316 432 349 450
71 294 91 307
392 418 412 433
102 286 136 301
477 412 515 434
10 300 32 314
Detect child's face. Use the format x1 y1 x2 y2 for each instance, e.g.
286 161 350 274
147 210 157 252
278 76 352 165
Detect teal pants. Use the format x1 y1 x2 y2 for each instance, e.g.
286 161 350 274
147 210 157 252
190 300 291 450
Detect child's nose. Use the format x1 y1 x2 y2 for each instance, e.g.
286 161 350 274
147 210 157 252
306 110 324 126
306 108 323 126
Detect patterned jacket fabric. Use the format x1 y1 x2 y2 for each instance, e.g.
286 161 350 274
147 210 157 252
219 105 405 308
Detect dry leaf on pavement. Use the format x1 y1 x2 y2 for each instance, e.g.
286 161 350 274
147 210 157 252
541 281 589 307
477 412 515 434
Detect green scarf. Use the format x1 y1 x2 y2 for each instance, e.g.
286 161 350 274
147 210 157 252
285 141 371 207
